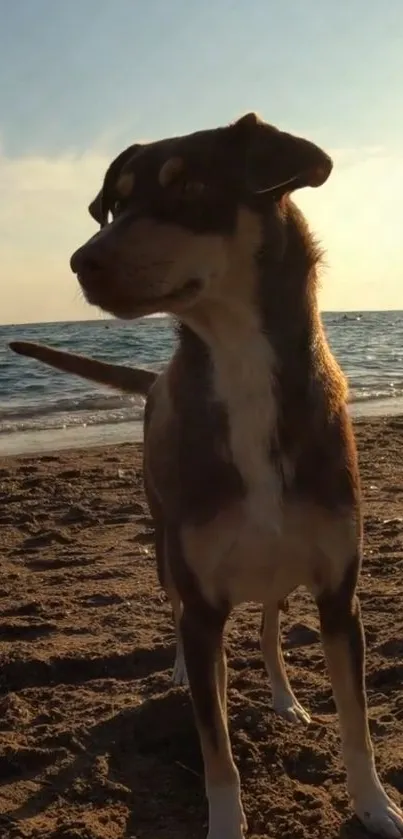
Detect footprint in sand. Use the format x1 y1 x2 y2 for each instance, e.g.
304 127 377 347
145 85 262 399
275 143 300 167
58 504 97 525
0 620 57 641
21 529 72 550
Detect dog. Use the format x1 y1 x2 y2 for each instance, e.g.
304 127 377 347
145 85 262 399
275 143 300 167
10 112 403 839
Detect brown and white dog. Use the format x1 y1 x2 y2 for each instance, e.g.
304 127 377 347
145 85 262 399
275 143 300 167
10 113 403 839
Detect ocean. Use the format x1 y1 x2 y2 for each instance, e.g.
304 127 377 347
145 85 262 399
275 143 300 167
1 311 403 456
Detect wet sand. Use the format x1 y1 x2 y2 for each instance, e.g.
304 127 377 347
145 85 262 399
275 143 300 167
0 416 402 838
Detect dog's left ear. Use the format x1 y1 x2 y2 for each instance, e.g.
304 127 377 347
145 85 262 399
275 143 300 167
232 112 333 196
88 142 143 227
100 143 142 225
88 190 103 224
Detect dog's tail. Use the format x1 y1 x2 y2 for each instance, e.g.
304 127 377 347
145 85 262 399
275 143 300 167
9 341 158 396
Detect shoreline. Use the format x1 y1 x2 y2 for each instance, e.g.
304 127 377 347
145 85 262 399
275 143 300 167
1 397 403 458
0 419 143 458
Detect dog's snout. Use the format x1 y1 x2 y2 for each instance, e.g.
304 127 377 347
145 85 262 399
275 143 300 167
69 238 116 308
70 246 103 276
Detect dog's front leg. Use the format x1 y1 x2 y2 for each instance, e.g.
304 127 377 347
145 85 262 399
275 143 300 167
317 555 403 838
181 606 247 839
260 604 310 724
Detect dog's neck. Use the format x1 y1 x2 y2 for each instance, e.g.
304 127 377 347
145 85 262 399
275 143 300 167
177 199 322 380
175 200 323 491
256 199 322 364
183 302 278 490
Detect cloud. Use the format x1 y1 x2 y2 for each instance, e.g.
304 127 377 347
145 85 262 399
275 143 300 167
0 145 112 324
0 138 158 325
296 147 403 309
0 142 402 325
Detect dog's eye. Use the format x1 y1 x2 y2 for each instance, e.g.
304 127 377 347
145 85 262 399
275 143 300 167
181 181 205 198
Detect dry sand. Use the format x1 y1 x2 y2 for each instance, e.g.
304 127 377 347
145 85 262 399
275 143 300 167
0 416 402 839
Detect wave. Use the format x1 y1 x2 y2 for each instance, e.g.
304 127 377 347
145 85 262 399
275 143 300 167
349 388 403 404
0 392 144 422
0 408 144 435
0 392 145 436
1 385 402 438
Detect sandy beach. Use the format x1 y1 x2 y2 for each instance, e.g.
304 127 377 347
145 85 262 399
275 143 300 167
0 416 402 839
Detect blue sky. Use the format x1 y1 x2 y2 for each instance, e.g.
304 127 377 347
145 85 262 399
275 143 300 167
1 0 402 323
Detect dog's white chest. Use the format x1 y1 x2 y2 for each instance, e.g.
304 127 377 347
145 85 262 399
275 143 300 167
182 486 305 608
183 312 302 606
218 493 296 604
212 328 278 493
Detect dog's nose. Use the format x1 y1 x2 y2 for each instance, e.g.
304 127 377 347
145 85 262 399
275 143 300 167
70 246 103 276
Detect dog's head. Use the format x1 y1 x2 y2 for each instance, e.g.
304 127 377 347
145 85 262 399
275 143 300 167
71 113 332 320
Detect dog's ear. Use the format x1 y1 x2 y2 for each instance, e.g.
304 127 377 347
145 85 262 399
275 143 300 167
231 112 333 196
88 190 103 224
87 143 142 227
100 143 142 225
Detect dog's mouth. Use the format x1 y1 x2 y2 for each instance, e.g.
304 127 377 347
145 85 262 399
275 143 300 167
77 275 202 318
139 277 202 306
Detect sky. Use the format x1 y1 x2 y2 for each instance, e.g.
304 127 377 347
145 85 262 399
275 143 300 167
0 0 402 324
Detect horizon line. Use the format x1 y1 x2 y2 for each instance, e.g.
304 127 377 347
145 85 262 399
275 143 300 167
1 308 402 329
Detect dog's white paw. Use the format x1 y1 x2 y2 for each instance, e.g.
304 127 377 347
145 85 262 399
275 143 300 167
354 791 403 838
172 651 188 687
206 783 247 839
272 690 311 724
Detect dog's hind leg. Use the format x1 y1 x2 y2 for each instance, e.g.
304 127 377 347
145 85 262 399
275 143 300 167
260 604 310 724
316 552 403 838
152 519 188 686
169 583 188 687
